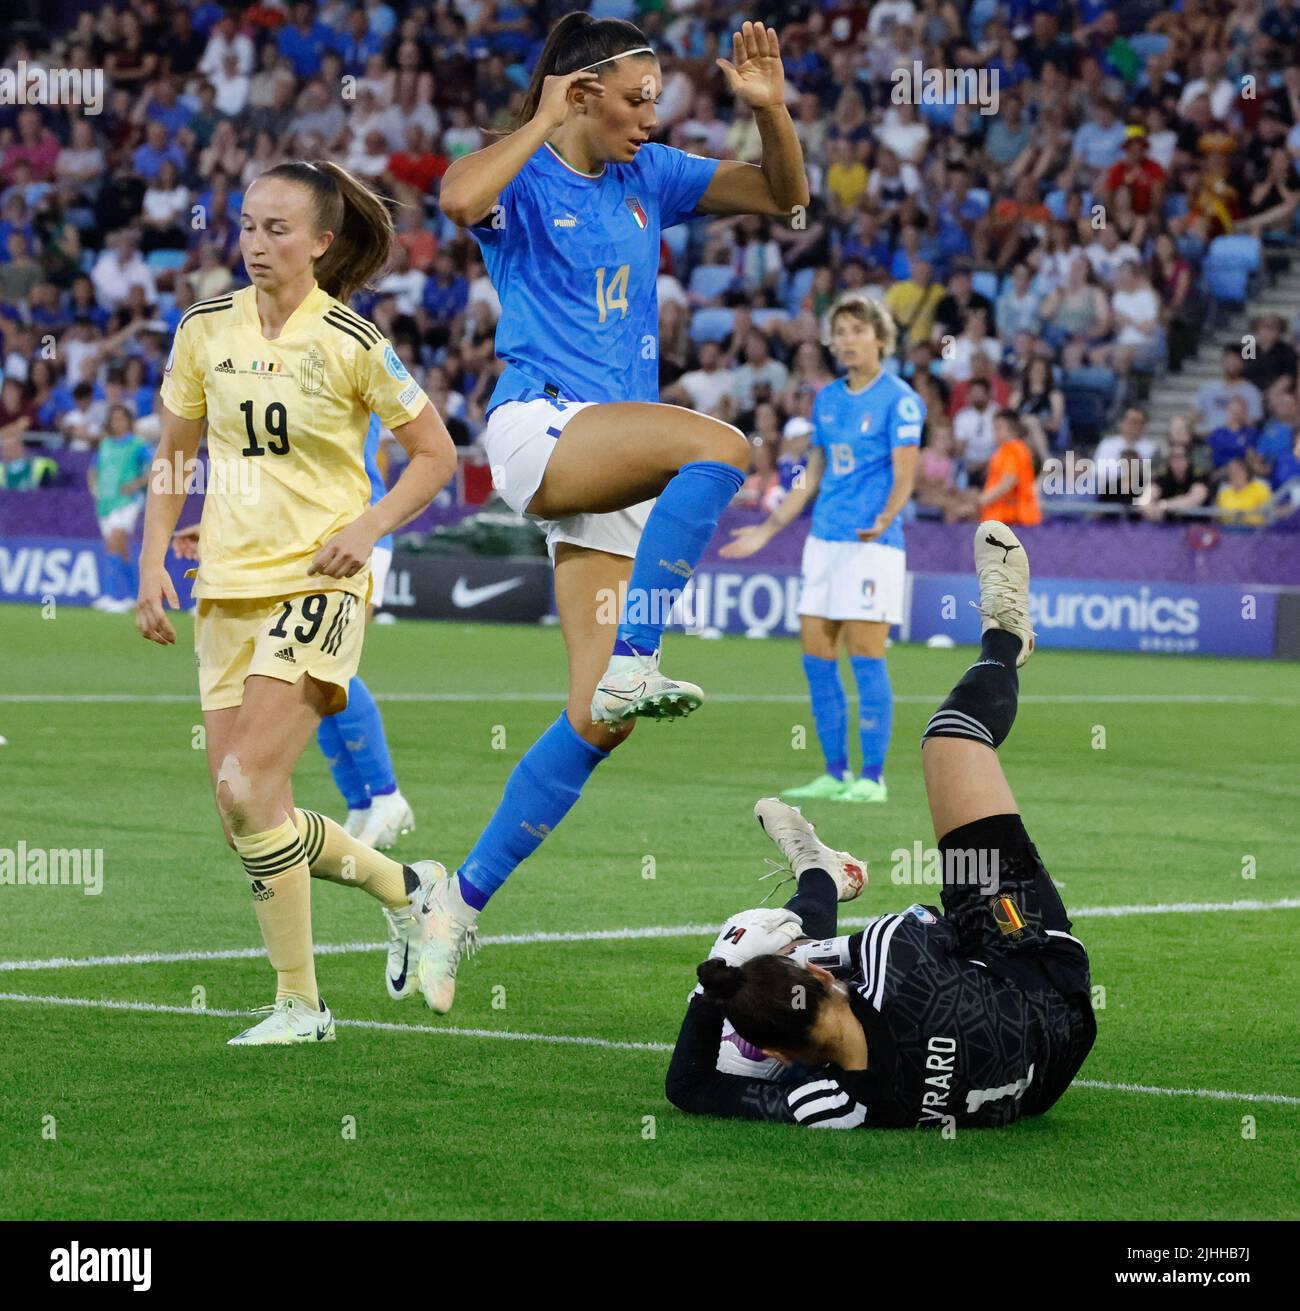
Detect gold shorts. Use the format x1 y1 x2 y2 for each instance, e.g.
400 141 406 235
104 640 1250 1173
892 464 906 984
195 589 365 714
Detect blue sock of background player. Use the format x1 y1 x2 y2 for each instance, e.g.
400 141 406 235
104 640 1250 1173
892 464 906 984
802 654 849 781
455 461 743 913
850 654 893 783
317 677 398 813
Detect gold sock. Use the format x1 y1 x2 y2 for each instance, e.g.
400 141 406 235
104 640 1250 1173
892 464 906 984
294 808 410 909
233 817 319 1007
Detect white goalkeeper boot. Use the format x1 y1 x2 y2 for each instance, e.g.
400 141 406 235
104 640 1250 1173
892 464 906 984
754 797 867 902
227 996 335 1046
973 521 1035 666
381 859 445 1001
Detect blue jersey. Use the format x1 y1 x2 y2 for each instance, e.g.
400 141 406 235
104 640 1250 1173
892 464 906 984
471 141 719 414
364 413 393 552
810 373 925 549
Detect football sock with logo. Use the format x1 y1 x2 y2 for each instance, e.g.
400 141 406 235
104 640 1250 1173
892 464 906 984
333 677 397 796
921 629 1021 749
613 460 745 656
317 715 370 811
232 817 318 1006
782 867 839 941
850 655 893 782
457 711 610 911
294 808 409 909
802 655 848 780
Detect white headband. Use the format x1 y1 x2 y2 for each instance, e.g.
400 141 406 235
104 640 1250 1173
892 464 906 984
580 45 655 72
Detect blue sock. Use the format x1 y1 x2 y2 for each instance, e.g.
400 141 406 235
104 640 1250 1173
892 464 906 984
317 714 370 810
332 677 397 797
458 712 610 910
123 556 139 599
100 552 123 600
615 459 744 655
802 654 848 780
851 655 893 783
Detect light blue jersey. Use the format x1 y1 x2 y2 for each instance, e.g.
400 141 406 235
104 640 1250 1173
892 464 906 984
810 372 926 549
471 141 719 414
364 413 393 552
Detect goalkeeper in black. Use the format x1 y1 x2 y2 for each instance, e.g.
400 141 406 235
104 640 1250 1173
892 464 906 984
666 521 1097 1130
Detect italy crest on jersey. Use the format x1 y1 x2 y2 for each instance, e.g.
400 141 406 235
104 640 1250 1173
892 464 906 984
625 196 648 230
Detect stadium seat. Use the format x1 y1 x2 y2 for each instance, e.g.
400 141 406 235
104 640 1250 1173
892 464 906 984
687 263 738 303
966 187 991 216
1063 366 1117 445
688 307 736 344
661 223 690 268
1203 235 1262 309
1207 234 1261 274
146 249 187 273
751 308 790 332
968 0 999 42
1044 189 1068 220
971 270 999 302
1128 33 1170 63
588 0 636 17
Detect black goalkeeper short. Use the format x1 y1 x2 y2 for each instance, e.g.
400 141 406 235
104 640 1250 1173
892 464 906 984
937 812 1091 1006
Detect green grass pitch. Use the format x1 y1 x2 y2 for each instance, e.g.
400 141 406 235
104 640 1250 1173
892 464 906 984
1 604 1297 1219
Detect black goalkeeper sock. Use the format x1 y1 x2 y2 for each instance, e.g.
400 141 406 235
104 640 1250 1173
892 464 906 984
783 868 838 941
921 629 1021 750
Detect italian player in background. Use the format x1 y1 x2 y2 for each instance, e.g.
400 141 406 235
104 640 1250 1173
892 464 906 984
418 13 810 1013
722 296 923 804
136 161 458 1046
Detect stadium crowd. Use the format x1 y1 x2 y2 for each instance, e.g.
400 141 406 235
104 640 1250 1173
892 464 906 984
2 0 1300 533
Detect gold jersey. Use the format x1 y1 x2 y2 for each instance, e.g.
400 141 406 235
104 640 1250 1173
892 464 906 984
159 284 428 601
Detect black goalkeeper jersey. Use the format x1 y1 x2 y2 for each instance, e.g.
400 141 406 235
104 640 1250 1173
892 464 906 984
666 905 1096 1131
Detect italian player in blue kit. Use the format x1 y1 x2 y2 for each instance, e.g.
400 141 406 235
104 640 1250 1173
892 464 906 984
722 296 924 803
415 13 810 1013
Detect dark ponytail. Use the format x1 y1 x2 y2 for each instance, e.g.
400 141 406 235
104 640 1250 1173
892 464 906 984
260 160 395 303
696 954 831 1054
511 11 654 130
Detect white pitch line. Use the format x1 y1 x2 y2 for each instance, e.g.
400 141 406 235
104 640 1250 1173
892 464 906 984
1 898 1297 976
0 991 1296 1108
2 692 1298 706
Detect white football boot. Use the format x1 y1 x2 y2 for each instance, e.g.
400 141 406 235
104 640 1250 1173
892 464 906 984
753 797 867 902
227 996 336 1046
356 789 415 850
972 520 1035 666
416 868 481 1014
590 649 704 725
381 859 445 1001
343 806 370 838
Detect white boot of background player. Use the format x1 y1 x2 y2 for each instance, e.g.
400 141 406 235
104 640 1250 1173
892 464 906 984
356 789 415 850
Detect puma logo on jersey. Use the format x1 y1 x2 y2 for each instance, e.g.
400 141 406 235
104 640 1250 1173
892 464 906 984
552 213 578 228
273 646 296 663
214 358 235 374
984 533 1021 563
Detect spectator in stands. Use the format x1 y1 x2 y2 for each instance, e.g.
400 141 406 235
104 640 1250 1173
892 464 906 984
937 306 1002 384
914 421 963 520
1096 261 1161 378
884 258 945 353
1214 457 1273 527
1012 357 1067 452
734 438 784 514
1041 254 1110 358
934 262 996 342
730 330 789 416
1243 314 1299 394
1258 387 1300 475
953 376 999 484
1150 231 1198 372
1095 406 1159 471
1101 126 1166 217
1195 345 1264 432
1208 395 1261 473
997 262 1043 340
1140 444 1210 522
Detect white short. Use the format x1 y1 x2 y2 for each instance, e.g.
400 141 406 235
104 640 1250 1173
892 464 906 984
98 502 142 538
798 536 906 624
370 544 392 610
481 398 654 558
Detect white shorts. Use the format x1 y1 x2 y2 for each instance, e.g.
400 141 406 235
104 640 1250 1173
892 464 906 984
481 398 654 558
369 544 393 610
798 536 906 624
99 502 142 538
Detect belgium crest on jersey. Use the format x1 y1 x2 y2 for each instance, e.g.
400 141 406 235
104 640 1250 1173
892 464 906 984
299 347 325 395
